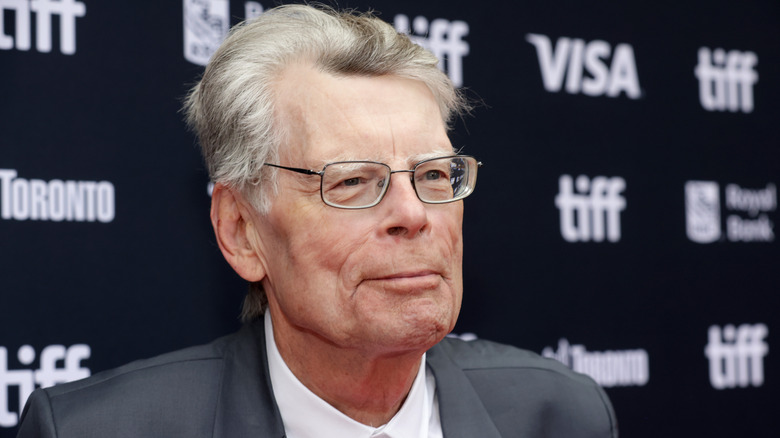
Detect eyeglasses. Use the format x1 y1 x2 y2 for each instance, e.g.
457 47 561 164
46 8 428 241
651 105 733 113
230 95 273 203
264 155 482 209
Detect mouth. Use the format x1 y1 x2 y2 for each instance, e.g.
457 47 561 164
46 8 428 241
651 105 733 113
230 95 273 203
362 270 442 292
372 270 438 281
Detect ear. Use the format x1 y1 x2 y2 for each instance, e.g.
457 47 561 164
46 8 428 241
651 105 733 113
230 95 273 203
210 183 267 282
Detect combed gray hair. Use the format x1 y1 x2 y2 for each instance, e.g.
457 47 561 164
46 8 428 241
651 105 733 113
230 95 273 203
183 3 469 320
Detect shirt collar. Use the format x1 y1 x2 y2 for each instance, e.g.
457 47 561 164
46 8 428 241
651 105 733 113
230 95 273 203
264 311 436 438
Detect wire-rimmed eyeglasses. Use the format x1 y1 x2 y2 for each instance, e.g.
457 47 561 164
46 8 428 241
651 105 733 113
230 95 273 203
264 155 482 209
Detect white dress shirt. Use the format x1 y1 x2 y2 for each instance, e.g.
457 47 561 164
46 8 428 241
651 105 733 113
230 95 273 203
264 312 443 438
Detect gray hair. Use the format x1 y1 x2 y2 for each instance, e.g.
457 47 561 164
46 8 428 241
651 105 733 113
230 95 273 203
183 4 469 320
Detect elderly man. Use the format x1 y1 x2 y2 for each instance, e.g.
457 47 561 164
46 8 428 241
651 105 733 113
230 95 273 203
17 4 616 438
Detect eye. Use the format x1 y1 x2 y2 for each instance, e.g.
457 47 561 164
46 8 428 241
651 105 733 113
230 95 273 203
424 169 446 180
342 177 362 187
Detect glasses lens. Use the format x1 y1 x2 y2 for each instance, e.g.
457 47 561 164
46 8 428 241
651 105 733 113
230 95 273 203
414 156 478 203
321 162 390 208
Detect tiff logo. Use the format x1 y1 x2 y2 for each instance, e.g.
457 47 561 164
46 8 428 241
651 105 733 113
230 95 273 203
694 47 758 113
704 324 768 390
526 33 641 99
0 0 86 54
394 14 469 87
0 344 90 428
555 175 626 242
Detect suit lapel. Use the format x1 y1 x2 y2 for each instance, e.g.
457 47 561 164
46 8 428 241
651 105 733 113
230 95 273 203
427 341 503 438
210 322 501 438
212 321 286 438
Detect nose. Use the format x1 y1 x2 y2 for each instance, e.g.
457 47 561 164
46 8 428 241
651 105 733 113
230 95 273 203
379 172 429 237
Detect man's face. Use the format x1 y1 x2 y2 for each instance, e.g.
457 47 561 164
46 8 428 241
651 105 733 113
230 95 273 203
252 65 463 356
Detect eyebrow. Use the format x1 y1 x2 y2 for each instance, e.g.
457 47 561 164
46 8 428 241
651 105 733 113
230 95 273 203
407 150 457 164
310 149 457 169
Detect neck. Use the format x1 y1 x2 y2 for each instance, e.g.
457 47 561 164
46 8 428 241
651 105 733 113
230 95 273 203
267 309 425 427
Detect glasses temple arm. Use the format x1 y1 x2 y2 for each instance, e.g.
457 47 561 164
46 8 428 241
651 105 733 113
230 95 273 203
264 163 321 176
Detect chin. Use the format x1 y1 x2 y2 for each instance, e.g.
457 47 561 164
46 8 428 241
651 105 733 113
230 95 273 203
397 310 455 349
353 294 460 354
370 330 446 357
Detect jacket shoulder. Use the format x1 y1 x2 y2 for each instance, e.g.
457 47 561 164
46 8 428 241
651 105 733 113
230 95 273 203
45 333 233 397
18 332 243 438
431 337 618 438
436 336 593 380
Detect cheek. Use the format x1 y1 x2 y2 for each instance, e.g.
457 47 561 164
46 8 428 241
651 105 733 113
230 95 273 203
287 214 373 285
439 208 464 307
436 207 464 263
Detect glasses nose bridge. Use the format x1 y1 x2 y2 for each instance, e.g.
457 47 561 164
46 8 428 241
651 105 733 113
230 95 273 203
383 168 419 200
388 168 417 187
389 168 415 178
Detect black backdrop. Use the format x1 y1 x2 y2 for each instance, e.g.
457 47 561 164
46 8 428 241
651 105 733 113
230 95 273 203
2 1 779 436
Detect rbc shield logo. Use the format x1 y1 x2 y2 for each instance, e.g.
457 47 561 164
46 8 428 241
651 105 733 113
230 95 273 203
685 181 721 243
183 0 230 66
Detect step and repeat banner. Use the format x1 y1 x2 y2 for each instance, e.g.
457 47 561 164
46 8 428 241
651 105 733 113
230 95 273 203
1 1 778 436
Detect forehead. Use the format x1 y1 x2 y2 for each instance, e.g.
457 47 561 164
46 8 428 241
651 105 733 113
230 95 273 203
274 64 453 167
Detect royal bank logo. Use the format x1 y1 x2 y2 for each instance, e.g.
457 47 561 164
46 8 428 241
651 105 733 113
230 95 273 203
0 169 116 223
705 324 768 390
685 180 776 243
394 14 469 87
555 175 626 242
183 0 231 66
526 33 641 99
694 47 758 113
0 0 86 54
0 344 91 428
183 0 264 65
685 181 722 243
542 339 649 387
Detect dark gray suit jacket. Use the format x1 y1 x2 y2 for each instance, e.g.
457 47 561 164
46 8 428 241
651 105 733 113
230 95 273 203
17 321 617 437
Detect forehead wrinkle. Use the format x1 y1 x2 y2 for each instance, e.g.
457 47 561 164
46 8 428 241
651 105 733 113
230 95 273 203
314 121 453 168
283 69 454 170
302 99 381 170
390 116 397 162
